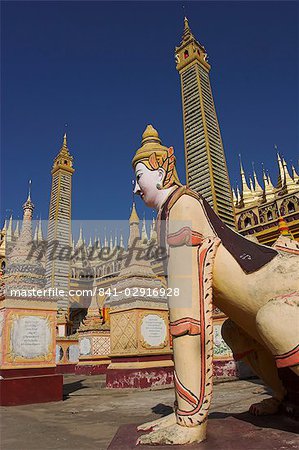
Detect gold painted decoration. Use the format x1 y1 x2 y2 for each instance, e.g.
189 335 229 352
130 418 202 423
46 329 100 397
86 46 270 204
148 152 159 170
162 147 175 189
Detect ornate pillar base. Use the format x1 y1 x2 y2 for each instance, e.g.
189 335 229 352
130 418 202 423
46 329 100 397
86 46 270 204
107 303 173 389
0 297 63 406
76 322 111 375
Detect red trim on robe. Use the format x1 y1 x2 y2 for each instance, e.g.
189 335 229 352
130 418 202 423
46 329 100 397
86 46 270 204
275 344 299 368
167 227 204 247
170 318 201 337
174 371 198 408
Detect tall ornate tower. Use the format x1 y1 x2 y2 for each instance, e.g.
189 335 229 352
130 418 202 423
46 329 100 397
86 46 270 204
175 18 235 227
46 134 74 320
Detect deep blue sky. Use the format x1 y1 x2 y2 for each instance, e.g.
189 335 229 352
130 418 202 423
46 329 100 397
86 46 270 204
2 1 298 224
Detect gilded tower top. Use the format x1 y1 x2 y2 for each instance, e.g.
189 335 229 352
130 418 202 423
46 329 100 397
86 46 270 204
52 132 75 175
181 17 195 43
175 17 209 72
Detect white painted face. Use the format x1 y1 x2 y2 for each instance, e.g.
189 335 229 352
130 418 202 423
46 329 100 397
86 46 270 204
134 162 165 209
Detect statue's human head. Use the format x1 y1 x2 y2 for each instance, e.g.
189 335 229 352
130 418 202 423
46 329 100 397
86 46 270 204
132 125 181 209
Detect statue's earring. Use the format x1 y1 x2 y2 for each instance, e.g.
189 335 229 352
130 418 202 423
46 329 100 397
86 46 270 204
156 182 162 190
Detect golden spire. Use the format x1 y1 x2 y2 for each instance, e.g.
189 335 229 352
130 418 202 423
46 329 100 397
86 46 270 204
282 158 297 193
267 170 275 190
63 132 67 148
239 155 254 206
239 156 251 194
292 165 299 182
129 202 139 224
276 148 285 189
252 163 263 194
232 188 237 204
182 17 192 41
59 132 70 155
128 202 140 247
263 167 275 202
282 158 293 183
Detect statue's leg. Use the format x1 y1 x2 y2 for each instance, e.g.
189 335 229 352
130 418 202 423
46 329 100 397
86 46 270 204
255 292 299 416
222 319 286 415
256 292 299 377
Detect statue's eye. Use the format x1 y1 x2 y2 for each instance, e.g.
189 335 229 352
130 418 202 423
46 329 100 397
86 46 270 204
136 174 141 181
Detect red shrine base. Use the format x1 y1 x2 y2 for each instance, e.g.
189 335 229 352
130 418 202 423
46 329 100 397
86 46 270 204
106 358 242 389
0 367 63 406
75 363 109 375
56 363 77 374
108 415 299 450
106 366 174 389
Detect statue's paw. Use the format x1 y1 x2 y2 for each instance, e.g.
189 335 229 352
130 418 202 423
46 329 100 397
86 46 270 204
249 397 281 416
137 412 176 431
136 423 207 446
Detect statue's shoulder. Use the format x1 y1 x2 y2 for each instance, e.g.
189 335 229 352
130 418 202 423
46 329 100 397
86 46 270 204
169 186 202 219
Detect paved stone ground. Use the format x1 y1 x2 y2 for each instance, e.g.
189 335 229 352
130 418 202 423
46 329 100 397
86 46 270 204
1 375 298 450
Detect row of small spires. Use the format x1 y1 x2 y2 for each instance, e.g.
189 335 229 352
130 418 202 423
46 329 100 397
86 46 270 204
1 216 43 243
233 153 299 207
73 215 156 250
1 200 156 248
